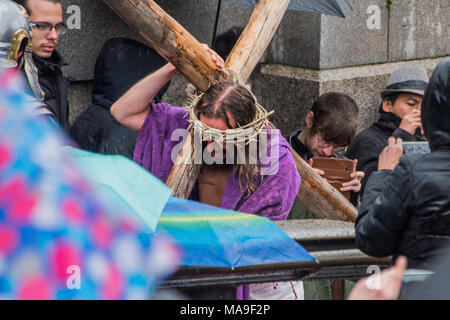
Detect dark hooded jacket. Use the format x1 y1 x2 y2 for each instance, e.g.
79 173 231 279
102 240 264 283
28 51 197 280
355 58 450 270
70 38 169 159
345 111 426 199
33 50 70 131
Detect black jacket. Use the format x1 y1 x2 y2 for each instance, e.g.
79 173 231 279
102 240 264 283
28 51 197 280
33 50 70 131
70 38 169 159
345 111 426 198
355 58 450 270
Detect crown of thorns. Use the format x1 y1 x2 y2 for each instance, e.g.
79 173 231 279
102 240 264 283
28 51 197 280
185 84 274 147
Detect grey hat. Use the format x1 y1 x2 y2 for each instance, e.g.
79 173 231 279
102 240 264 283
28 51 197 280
381 66 429 98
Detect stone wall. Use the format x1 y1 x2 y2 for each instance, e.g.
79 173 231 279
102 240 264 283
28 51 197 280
60 0 450 138
388 0 450 62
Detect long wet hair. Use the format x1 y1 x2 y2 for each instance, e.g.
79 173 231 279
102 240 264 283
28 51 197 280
194 82 262 196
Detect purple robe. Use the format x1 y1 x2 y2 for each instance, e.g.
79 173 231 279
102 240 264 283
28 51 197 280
133 102 301 299
133 101 301 221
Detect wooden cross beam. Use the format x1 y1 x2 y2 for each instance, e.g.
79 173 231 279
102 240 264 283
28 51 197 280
102 0 357 222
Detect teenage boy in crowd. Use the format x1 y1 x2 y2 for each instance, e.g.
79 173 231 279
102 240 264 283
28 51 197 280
288 91 364 300
289 92 364 219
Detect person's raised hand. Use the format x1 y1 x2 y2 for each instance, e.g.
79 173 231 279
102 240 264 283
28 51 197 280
399 109 423 135
201 43 225 69
309 158 325 177
378 137 403 171
166 62 179 74
348 256 408 300
341 159 364 193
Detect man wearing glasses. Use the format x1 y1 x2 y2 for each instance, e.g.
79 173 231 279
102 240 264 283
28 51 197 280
13 0 69 131
288 91 365 216
287 92 364 300
288 92 365 219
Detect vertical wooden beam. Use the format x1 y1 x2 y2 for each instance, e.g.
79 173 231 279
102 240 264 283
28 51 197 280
225 0 290 82
165 132 200 199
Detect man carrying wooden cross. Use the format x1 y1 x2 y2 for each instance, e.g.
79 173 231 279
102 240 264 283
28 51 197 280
111 48 301 222
111 46 303 300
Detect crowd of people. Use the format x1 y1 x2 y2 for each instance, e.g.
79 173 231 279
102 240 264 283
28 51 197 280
1 0 450 300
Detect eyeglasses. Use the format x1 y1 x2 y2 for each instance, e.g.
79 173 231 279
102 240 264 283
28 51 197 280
317 139 348 155
29 22 67 36
318 133 347 154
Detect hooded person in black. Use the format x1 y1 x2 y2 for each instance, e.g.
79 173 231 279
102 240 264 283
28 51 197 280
70 38 169 159
355 58 450 270
345 66 429 199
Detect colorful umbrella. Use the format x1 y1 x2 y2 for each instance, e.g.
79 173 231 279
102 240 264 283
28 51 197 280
70 149 315 269
0 68 180 300
64 146 172 233
158 197 315 268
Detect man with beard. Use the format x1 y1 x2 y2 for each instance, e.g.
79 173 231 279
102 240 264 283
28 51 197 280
111 50 301 300
111 55 300 221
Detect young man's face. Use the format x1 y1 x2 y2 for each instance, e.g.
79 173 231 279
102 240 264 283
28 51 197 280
307 133 345 158
382 92 423 119
27 0 63 58
303 111 347 158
